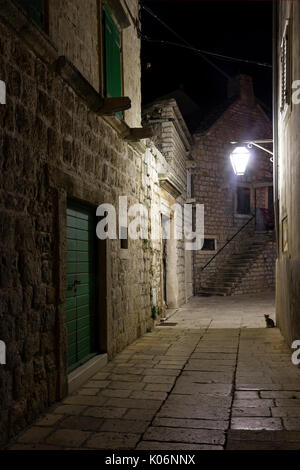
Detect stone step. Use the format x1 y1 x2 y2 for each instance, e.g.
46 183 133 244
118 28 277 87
231 254 259 260
198 291 229 297
199 286 231 294
199 234 272 295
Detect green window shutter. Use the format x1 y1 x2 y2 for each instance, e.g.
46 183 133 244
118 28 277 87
15 0 46 29
103 5 122 99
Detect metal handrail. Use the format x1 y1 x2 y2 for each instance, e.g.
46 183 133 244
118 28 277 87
201 213 255 271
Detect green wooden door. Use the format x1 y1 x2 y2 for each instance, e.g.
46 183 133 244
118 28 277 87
65 203 97 371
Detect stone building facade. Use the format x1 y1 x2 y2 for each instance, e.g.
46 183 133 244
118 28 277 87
191 75 276 296
274 1 300 345
0 0 193 446
143 98 194 306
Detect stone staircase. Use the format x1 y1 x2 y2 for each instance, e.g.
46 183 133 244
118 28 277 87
199 232 275 296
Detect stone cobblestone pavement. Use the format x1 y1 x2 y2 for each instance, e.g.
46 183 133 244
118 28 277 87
7 295 300 451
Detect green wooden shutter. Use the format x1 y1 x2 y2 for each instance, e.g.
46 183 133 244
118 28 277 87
15 0 46 29
103 5 122 99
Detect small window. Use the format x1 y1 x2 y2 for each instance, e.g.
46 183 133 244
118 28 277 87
280 20 291 113
120 226 128 249
186 170 194 199
15 0 47 30
282 217 288 253
201 238 216 251
268 186 274 211
237 187 251 215
102 5 122 100
187 170 191 199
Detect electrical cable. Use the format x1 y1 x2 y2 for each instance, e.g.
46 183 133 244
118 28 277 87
141 3 272 71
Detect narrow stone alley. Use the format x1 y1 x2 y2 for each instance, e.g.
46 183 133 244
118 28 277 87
6 294 300 451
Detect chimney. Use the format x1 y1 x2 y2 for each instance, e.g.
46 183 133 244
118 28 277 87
227 74 255 106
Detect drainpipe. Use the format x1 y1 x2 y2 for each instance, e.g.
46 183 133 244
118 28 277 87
272 0 280 254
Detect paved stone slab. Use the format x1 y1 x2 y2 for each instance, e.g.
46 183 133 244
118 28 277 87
62 395 108 406
231 417 283 430
82 380 110 388
36 414 64 427
124 409 156 421
144 383 174 392
17 427 53 444
143 376 176 384
226 439 300 450
283 418 300 431
233 399 274 408
136 441 223 450
226 429 300 442
105 398 162 411
143 368 180 376
167 394 232 407
84 432 140 450
83 407 127 419
232 407 271 417
78 389 98 396
173 382 232 396
100 419 150 433
182 371 233 383
143 426 225 445
272 407 300 417
260 391 300 399
58 415 104 431
46 429 91 448
53 405 87 415
100 389 131 398
157 404 230 420
153 417 229 430
234 391 259 399
108 381 145 390
275 399 300 407
129 390 167 401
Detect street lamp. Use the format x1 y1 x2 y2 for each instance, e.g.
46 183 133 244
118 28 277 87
230 146 251 176
230 140 273 176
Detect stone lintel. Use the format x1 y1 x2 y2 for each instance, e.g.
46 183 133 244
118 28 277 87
123 127 154 142
106 0 131 30
159 173 182 199
99 97 131 115
0 0 58 64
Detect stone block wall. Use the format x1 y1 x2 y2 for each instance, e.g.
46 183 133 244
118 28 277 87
0 0 167 447
191 78 275 294
0 0 195 446
50 0 99 91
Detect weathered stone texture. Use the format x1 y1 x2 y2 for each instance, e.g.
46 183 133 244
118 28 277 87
275 1 300 347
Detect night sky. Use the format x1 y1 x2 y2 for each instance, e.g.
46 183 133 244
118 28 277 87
141 0 273 122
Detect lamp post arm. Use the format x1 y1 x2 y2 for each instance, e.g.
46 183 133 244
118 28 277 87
230 139 273 158
248 141 274 156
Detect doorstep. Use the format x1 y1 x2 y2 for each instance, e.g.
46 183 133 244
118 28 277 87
68 353 108 394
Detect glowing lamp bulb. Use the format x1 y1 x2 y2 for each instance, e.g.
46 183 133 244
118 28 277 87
230 146 251 176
